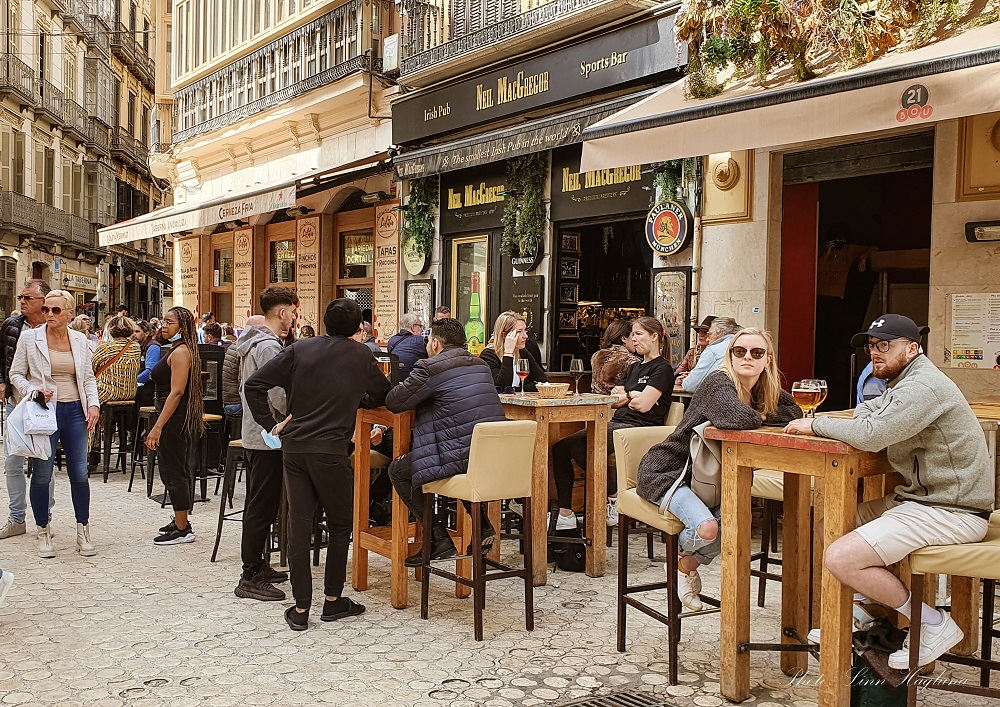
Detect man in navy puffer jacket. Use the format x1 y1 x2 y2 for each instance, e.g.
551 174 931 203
386 318 507 565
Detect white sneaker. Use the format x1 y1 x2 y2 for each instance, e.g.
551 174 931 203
508 499 523 517
807 602 875 645
807 628 821 643
887 610 964 669
676 566 703 611
37 527 54 559
606 498 619 527
76 523 96 557
547 512 578 531
0 571 13 608
0 518 26 539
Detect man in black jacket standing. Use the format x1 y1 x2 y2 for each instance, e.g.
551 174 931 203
385 318 507 565
244 298 391 631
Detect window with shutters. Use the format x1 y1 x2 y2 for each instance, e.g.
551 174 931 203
72 163 84 217
129 2 137 32
127 92 136 135
5 0 19 54
141 105 149 146
34 145 44 203
85 59 115 127
63 158 72 212
38 29 47 81
450 0 518 38
12 133 24 194
43 148 55 207
65 52 78 103
0 259 16 320
0 127 11 192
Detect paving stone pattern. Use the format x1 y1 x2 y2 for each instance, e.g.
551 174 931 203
0 460 992 707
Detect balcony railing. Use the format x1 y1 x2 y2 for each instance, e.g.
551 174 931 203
64 99 89 141
171 0 390 144
88 117 111 155
68 214 95 246
85 16 112 59
0 54 37 107
111 127 137 160
111 23 137 64
0 191 39 233
38 203 70 241
63 0 88 33
36 80 66 126
135 46 156 90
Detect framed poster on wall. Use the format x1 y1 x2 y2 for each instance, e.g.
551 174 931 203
404 279 435 331
651 267 692 370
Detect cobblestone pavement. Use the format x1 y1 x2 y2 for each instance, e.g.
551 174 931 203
0 464 993 707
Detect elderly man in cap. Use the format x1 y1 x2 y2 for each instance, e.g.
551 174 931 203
784 314 994 669
675 315 716 382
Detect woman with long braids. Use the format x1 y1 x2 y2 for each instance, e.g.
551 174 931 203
145 307 204 545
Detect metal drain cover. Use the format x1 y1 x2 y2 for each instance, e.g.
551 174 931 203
556 692 671 707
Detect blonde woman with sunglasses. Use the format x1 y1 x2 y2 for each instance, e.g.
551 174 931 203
635 327 801 612
9 290 100 558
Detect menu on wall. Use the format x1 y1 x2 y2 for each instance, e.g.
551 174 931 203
296 217 321 328
232 228 254 328
174 236 200 316
373 202 401 344
949 292 1000 369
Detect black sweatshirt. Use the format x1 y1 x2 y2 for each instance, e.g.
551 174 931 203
243 334 391 455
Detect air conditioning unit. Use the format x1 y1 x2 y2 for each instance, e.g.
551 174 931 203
382 34 400 74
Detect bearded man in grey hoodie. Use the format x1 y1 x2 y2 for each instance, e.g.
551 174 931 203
785 314 994 670
232 286 298 602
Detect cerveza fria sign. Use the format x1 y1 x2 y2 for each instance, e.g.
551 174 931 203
391 13 681 145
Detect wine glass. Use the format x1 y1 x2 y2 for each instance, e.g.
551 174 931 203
804 379 828 414
791 379 824 418
569 359 584 396
515 358 531 396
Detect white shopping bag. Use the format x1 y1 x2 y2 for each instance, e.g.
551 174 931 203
4 395 52 460
22 396 57 435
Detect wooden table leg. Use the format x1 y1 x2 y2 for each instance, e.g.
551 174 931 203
781 472 810 677
951 576 981 656
389 416 413 610
530 412 549 587
584 410 608 578
352 417 372 593
811 478 825 630
721 444 752 702
818 454 858 707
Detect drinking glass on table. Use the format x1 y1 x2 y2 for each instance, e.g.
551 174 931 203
791 379 827 418
515 358 531 396
569 358 584 396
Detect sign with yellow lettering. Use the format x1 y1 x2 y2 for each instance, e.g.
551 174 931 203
439 163 507 235
550 145 653 221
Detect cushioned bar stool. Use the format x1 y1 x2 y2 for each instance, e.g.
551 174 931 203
613 426 721 684
905 515 1000 706
129 406 159 495
100 400 136 482
418 420 538 641
211 439 246 562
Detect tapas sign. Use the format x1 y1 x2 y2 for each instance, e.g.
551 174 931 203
645 200 692 256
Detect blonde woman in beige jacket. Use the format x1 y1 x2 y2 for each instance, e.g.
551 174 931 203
9 290 100 558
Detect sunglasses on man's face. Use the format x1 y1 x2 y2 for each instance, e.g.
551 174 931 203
40 306 64 315
732 346 767 360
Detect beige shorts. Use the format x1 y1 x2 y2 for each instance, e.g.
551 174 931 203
854 495 990 566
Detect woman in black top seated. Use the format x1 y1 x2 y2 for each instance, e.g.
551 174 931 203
479 310 547 393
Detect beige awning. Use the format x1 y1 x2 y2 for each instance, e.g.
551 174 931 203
580 23 1000 171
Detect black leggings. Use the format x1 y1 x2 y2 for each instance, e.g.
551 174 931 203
552 421 632 510
157 413 193 513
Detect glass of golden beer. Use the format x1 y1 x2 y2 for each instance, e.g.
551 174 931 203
791 379 827 417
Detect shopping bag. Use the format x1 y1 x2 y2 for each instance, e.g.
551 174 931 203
4 396 52 460
22 396 57 435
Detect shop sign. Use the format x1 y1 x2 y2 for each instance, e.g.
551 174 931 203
372 203 401 344
501 275 544 343
402 238 431 276
439 163 507 235
232 227 254 328
645 200 692 256
391 14 682 144
296 218 321 328
511 237 543 273
175 236 201 316
63 273 99 291
550 144 652 221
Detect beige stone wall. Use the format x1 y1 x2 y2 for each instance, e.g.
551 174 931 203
929 120 1000 399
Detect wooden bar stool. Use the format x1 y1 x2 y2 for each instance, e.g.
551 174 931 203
211 439 246 562
100 400 136 482
419 420 538 641
129 406 158 495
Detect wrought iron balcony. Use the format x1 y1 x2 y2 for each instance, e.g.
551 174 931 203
87 117 111 155
68 214 95 247
0 54 37 108
38 203 70 242
35 80 66 126
111 127 138 163
111 23 137 64
64 99 89 142
85 16 112 59
0 191 39 234
62 0 88 33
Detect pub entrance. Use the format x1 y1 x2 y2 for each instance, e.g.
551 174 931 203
779 132 934 410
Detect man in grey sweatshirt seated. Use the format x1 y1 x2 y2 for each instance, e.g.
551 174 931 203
784 314 994 670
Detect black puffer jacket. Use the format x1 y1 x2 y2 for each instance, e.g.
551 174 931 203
0 314 27 399
385 346 507 487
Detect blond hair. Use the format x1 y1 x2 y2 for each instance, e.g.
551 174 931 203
45 289 76 311
488 310 525 362
718 327 783 417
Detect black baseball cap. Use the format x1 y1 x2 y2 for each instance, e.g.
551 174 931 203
850 314 929 348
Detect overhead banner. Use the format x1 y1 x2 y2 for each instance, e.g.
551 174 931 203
98 187 296 246
296 217 321 329
372 202 401 344
232 227 254 328
174 236 200 316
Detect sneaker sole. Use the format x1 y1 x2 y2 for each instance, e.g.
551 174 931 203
154 534 196 546
0 528 26 539
234 587 285 602
38 549 55 559
77 548 97 557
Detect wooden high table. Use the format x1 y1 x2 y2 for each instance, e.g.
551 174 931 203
499 392 620 586
705 425 893 707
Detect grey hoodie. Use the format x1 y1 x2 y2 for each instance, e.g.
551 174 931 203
812 355 994 514
235 325 286 450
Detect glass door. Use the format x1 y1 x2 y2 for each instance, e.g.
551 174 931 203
450 235 489 355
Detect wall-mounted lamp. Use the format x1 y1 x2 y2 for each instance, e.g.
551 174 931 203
223 219 245 230
62 276 70 288
286 206 314 218
360 191 391 204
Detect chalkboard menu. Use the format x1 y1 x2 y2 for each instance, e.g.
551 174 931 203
501 275 544 343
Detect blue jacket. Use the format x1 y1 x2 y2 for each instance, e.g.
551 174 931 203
682 334 734 393
386 330 427 382
856 361 886 405
385 346 507 487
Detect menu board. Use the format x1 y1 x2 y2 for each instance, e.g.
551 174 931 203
232 228 254 327
175 236 200 316
296 217 321 328
949 292 1000 369
373 202 401 344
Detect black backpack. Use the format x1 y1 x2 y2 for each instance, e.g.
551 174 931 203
548 527 586 573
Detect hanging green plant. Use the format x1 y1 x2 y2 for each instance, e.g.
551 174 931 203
651 158 696 203
500 153 547 257
400 176 438 257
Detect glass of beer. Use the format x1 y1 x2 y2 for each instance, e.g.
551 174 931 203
792 379 827 418
377 358 392 380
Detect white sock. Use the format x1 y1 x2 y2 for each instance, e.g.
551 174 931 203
853 592 869 604
921 601 943 626
895 597 912 620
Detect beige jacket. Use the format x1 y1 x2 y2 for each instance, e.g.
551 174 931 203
9 325 100 409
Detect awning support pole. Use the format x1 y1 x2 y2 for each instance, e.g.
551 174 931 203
690 156 704 349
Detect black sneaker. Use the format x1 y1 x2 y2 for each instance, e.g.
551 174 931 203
235 575 285 601
285 606 308 631
405 530 457 568
256 566 289 584
159 518 176 533
321 597 366 622
153 525 196 545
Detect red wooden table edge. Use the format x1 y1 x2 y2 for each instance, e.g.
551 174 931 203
704 425 859 455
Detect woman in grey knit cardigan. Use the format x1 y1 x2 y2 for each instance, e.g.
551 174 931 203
636 328 802 611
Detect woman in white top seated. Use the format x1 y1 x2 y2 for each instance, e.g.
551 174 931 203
9 289 100 559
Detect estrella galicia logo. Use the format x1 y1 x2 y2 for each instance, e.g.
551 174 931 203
645 200 692 256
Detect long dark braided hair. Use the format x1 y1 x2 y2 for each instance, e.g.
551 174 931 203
169 306 204 437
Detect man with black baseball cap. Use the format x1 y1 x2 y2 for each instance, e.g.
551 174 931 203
784 313 994 669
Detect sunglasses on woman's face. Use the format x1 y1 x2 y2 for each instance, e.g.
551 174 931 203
732 346 767 360
40 306 64 315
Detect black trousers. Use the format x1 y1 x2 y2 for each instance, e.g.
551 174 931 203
157 414 193 513
552 420 631 509
283 452 354 609
241 448 283 578
387 454 424 523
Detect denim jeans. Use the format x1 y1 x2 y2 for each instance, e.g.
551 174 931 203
29 400 90 528
223 403 243 416
5 402 55 524
665 485 722 566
